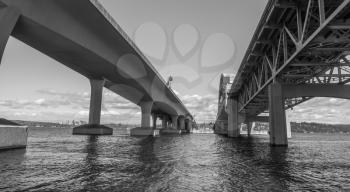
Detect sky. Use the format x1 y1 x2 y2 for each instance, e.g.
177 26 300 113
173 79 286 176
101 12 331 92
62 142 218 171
0 0 348 124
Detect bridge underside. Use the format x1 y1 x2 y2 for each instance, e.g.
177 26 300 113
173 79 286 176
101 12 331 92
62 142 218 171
216 0 350 146
0 0 194 136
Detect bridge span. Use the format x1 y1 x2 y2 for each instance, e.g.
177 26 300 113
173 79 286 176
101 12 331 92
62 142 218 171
216 0 350 146
0 0 194 136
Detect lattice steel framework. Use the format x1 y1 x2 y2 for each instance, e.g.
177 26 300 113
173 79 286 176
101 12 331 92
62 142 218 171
230 0 350 116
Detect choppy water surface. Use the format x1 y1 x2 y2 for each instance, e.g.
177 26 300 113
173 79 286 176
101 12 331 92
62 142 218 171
0 128 350 192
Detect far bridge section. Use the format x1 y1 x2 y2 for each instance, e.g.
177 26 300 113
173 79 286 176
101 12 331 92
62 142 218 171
215 0 350 146
0 0 194 137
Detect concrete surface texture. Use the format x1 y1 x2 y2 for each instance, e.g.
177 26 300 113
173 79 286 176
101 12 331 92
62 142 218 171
0 126 28 150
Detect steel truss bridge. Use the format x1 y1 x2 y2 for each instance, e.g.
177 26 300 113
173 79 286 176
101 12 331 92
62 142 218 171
216 0 350 146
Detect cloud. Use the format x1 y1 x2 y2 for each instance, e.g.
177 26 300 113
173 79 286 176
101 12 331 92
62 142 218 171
0 98 69 109
179 94 217 122
0 88 219 124
288 97 350 124
178 94 350 124
34 98 46 105
5 87 350 125
0 88 141 123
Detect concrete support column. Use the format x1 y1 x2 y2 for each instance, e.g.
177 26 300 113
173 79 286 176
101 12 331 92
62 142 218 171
161 115 166 129
285 109 292 138
140 101 153 128
167 120 170 128
171 115 178 129
89 79 105 124
179 117 185 130
269 82 288 146
130 101 159 136
159 115 181 134
163 119 167 128
130 102 159 136
0 7 20 63
152 114 157 129
247 122 253 136
73 79 112 135
188 120 192 132
228 97 240 137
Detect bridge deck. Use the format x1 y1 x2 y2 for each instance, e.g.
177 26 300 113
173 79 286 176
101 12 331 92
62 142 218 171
0 0 191 117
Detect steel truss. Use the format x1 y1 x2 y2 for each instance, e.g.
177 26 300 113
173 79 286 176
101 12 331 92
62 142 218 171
230 0 350 116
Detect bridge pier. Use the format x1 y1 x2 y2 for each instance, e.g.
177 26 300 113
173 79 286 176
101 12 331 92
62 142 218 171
268 83 287 146
89 79 104 125
130 101 159 136
160 115 181 134
161 115 167 128
186 119 193 133
73 79 113 135
213 120 228 135
286 109 292 139
172 115 178 129
152 114 157 129
227 98 240 137
179 117 185 130
140 101 153 128
246 122 253 136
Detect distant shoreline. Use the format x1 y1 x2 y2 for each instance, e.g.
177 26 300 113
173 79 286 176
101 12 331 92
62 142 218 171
245 122 350 134
4 120 350 134
10 120 134 130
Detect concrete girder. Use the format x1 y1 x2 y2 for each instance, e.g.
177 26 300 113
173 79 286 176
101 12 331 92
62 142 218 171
152 101 181 117
0 6 20 63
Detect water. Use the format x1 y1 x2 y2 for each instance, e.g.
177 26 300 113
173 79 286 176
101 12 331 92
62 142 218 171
0 128 350 192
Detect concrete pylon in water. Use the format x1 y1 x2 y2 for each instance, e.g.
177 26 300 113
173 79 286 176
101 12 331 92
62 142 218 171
130 101 159 136
160 115 181 134
73 79 113 135
227 97 240 137
285 109 292 139
268 83 287 146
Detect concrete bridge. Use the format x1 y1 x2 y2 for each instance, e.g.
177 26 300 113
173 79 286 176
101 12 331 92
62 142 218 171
0 0 194 136
216 0 350 146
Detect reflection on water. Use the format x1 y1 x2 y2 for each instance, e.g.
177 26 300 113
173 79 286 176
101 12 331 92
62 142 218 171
0 148 26 164
0 128 349 191
80 136 101 191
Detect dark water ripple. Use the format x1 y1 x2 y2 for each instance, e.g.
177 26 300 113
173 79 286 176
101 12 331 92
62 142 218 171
0 128 349 192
